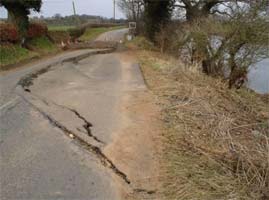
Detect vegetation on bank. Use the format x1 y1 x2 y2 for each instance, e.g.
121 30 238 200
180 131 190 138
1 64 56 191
122 3 269 197
127 37 269 199
0 21 58 68
0 37 57 68
28 36 57 53
0 44 37 66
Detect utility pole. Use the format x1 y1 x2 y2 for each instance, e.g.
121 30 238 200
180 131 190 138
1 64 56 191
113 0 116 21
72 1 80 26
72 1 77 16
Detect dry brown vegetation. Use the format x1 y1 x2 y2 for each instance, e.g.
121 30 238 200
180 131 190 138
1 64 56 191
133 47 269 199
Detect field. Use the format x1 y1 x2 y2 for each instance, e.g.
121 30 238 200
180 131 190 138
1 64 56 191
48 25 75 31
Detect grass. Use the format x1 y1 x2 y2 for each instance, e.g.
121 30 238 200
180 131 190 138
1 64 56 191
128 37 269 200
28 36 57 54
79 26 126 42
48 25 74 31
126 36 156 51
0 36 58 68
0 44 37 67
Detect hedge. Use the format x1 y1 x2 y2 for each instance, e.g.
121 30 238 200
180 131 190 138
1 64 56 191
27 22 48 39
0 23 19 43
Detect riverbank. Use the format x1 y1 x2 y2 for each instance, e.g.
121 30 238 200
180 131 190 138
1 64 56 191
127 39 269 199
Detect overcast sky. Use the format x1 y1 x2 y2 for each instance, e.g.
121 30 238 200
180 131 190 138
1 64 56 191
0 0 125 19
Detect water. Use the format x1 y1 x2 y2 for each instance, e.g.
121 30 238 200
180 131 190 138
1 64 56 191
247 59 269 94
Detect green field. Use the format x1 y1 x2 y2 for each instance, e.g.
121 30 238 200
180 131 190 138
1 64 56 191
48 25 75 31
79 26 126 42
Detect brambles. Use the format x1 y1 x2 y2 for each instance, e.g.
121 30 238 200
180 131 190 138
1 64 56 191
0 23 19 43
27 22 48 39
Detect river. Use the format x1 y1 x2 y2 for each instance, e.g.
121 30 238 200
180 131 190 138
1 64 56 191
247 59 269 94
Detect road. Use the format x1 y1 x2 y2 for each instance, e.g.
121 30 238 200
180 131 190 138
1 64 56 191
95 28 128 42
0 29 151 200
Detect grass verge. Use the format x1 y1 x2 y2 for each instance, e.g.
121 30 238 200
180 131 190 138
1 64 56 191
28 36 58 54
0 44 38 67
127 38 269 200
1 36 58 69
79 26 126 42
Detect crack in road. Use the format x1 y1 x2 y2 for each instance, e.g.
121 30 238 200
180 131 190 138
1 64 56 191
18 65 53 91
133 188 156 195
19 90 105 145
67 108 105 144
48 115 131 184
19 92 159 195
19 94 131 185
17 49 115 92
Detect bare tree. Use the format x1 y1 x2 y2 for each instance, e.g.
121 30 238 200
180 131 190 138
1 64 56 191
174 1 269 88
174 0 269 21
117 0 144 21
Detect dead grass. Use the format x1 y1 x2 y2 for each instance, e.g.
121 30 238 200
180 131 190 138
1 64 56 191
136 49 269 200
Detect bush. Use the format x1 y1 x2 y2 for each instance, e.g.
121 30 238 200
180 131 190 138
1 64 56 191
28 36 57 53
47 30 71 44
68 27 85 41
0 23 19 43
27 22 48 39
127 36 155 51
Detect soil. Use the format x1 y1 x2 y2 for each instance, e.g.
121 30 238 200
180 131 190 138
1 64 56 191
104 52 164 199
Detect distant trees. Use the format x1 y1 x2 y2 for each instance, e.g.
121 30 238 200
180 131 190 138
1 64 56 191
0 0 42 38
53 13 63 20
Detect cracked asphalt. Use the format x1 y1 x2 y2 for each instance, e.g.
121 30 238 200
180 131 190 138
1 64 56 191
0 29 147 200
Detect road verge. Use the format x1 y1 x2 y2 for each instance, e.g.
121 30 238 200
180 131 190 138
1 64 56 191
134 49 269 199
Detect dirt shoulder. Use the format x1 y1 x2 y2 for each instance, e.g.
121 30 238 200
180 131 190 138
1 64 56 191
131 49 268 200
103 51 165 199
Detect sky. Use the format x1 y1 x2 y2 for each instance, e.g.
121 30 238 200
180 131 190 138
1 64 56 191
0 0 125 19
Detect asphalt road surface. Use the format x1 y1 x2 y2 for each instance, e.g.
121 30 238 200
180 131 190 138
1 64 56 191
0 29 146 200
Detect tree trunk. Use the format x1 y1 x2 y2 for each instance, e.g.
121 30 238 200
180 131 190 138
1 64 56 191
6 7 29 40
